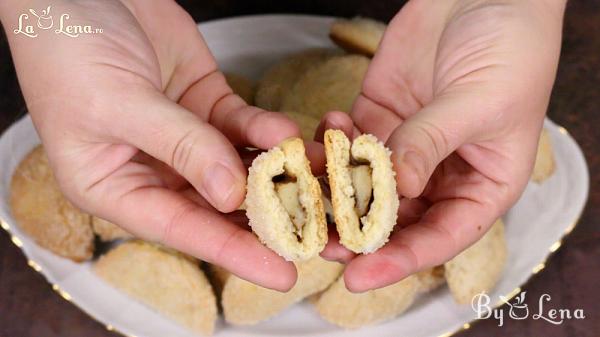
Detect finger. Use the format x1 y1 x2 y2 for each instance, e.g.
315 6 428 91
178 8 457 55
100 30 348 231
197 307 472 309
179 71 301 149
304 141 326 176
314 111 355 143
343 197 500 292
180 186 250 227
89 161 296 291
351 94 403 141
320 230 356 263
395 197 429 228
121 91 246 212
387 95 481 198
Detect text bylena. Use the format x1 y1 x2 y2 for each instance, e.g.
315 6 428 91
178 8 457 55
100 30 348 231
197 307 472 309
472 292 585 327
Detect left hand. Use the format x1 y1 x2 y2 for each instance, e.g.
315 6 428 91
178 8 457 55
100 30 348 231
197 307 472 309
319 0 566 292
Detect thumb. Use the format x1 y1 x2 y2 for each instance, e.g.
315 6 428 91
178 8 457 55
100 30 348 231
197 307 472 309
119 89 246 213
387 94 481 198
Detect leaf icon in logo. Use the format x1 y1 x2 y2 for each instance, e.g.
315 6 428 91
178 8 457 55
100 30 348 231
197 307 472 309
29 6 53 30
500 292 529 320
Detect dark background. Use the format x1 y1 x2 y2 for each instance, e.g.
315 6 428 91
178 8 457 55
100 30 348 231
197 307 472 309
1 1 599 336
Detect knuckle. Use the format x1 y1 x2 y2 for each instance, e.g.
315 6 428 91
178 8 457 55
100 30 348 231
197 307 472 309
213 227 246 264
170 129 198 175
413 121 451 161
161 200 198 246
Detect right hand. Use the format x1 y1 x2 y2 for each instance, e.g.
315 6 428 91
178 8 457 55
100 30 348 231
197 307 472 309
1 0 304 290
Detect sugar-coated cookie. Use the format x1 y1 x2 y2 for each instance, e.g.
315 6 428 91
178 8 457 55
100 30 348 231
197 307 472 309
444 219 507 304
329 17 387 56
225 73 255 105
324 130 399 254
219 256 343 325
95 241 217 335
314 274 419 328
10 145 94 261
246 138 327 261
92 217 132 242
255 48 341 111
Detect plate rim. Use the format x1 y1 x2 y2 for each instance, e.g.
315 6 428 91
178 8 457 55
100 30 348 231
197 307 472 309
0 14 591 337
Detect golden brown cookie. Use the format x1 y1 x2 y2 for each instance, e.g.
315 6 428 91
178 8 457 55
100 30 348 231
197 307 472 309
314 274 419 328
246 138 327 261
225 73 255 105
324 130 399 254
92 217 132 242
444 219 507 304
221 256 343 325
280 55 369 139
10 145 93 261
531 128 556 183
255 48 341 111
95 241 217 335
329 17 387 56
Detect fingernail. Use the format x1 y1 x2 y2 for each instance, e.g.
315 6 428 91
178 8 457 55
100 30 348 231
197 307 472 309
402 151 427 182
203 163 238 209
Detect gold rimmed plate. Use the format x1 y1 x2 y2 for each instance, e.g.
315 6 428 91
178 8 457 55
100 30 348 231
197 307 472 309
0 15 590 337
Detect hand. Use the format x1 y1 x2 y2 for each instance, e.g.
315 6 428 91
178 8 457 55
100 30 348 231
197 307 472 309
1 0 304 290
319 0 566 291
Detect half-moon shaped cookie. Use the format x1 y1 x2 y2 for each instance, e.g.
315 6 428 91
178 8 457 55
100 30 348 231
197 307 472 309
329 17 387 57
218 256 343 325
246 138 327 261
324 130 399 254
444 219 507 304
95 241 217 335
10 145 94 261
314 274 419 328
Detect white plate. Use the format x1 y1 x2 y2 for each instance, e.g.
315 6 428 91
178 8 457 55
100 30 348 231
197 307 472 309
0 15 589 337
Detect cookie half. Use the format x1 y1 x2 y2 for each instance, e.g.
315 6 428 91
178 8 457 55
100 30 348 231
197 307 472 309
95 241 217 335
324 130 399 254
246 138 327 260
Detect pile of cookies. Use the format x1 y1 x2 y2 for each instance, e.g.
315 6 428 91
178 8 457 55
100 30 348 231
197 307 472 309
8 17 557 336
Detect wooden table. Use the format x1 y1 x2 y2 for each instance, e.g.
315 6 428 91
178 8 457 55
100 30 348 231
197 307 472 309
1 1 598 336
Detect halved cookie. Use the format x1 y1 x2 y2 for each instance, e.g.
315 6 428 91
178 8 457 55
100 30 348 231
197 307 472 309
444 219 507 304
218 256 343 325
324 130 399 254
280 55 369 139
531 128 555 183
329 17 387 56
246 138 327 261
314 274 419 328
10 145 94 261
95 241 217 335
92 217 132 242
255 48 341 111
